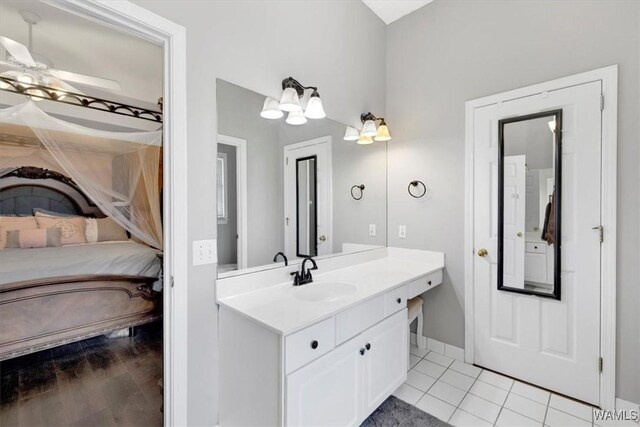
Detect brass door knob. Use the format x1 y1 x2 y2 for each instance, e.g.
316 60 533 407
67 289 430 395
477 248 488 257
517 232 523 237
319 235 327 242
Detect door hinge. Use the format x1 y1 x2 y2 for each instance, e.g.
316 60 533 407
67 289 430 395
599 357 603 372
600 94 605 111
592 225 604 243
170 275 174 288
286 157 289 165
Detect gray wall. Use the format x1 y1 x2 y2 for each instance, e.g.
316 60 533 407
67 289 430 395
133 1 386 424
217 143 237 266
217 80 388 268
386 0 639 402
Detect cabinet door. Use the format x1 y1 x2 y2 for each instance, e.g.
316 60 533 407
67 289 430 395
360 309 408 418
286 337 362 427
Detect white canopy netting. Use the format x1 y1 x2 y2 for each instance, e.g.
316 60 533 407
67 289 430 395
0 102 163 249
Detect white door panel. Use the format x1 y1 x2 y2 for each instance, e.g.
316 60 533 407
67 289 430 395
284 138 333 260
473 81 602 405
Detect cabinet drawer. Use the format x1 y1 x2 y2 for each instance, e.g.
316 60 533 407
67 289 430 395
406 269 443 299
384 285 408 316
336 294 385 345
285 317 335 374
526 242 546 253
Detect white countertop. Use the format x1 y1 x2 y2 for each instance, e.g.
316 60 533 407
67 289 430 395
217 248 445 335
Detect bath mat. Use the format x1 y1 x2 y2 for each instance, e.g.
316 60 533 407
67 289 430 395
360 395 453 427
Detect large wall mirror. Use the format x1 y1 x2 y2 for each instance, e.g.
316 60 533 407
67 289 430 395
498 110 562 299
216 80 387 277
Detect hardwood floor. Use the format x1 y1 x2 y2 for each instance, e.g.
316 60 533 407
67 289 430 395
0 321 163 427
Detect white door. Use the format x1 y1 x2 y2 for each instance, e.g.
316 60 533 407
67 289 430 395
503 155 526 289
472 81 602 405
284 137 332 260
286 336 361 427
360 309 407 420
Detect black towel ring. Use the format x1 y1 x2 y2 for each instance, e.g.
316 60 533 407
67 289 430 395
351 184 365 200
408 180 427 198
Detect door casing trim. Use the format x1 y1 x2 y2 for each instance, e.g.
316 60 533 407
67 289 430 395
464 65 618 410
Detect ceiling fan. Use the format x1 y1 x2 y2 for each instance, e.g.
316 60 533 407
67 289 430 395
0 10 122 98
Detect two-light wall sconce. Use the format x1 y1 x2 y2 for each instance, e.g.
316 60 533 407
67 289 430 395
343 112 392 145
260 76 326 125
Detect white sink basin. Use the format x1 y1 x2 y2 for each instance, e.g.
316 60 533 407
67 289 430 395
293 282 357 302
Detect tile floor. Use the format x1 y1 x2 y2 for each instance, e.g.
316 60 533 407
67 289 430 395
394 344 637 427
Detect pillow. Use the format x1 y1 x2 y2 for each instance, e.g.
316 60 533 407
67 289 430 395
6 227 62 249
35 216 86 246
96 217 128 242
0 216 38 249
85 218 98 243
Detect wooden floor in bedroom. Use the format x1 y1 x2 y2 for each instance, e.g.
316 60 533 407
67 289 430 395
0 321 163 427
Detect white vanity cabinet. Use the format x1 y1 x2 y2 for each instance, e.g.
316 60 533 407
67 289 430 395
219 294 409 427
217 249 446 426
287 310 406 426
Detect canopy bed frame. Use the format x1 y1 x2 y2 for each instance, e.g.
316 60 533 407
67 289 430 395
0 166 162 361
0 76 163 123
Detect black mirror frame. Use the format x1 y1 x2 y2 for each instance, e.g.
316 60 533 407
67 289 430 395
295 155 318 258
497 109 563 300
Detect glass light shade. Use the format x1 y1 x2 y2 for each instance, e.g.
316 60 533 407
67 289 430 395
279 87 302 112
304 95 326 119
357 134 374 145
260 97 284 119
374 124 391 141
361 119 377 137
18 72 44 101
343 126 360 141
286 110 308 126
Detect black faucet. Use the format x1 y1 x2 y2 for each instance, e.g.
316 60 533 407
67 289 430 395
290 257 318 286
273 252 288 266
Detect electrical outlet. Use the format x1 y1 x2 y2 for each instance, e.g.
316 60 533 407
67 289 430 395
399 225 407 239
193 239 217 266
369 224 376 237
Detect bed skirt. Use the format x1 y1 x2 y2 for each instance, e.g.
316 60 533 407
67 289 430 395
0 274 162 361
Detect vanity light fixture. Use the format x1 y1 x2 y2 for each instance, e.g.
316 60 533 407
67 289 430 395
260 76 326 124
343 126 360 141
343 112 392 143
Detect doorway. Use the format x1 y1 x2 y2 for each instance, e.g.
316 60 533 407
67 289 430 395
464 67 618 409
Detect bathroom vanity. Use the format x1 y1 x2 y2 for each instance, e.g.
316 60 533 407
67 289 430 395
217 248 444 426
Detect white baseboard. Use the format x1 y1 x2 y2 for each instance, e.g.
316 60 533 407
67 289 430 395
615 398 640 424
413 335 464 361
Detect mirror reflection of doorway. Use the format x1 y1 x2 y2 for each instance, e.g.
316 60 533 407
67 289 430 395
500 113 560 297
216 135 248 273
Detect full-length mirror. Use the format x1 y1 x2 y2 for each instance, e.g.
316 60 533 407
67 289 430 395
216 80 387 276
498 110 562 299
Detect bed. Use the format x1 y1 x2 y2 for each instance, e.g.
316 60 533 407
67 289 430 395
0 166 162 360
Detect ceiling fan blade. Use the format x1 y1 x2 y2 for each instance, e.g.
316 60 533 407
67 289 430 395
49 68 122 92
0 36 36 67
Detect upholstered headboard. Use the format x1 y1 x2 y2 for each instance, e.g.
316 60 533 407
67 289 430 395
0 167 105 217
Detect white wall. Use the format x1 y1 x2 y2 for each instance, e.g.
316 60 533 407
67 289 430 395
386 0 639 402
133 1 386 424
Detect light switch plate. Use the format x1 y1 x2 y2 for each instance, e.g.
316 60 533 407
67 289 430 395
399 225 407 239
193 239 217 266
369 224 376 237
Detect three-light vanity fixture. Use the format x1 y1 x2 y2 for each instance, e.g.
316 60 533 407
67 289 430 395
343 112 392 144
260 76 326 125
